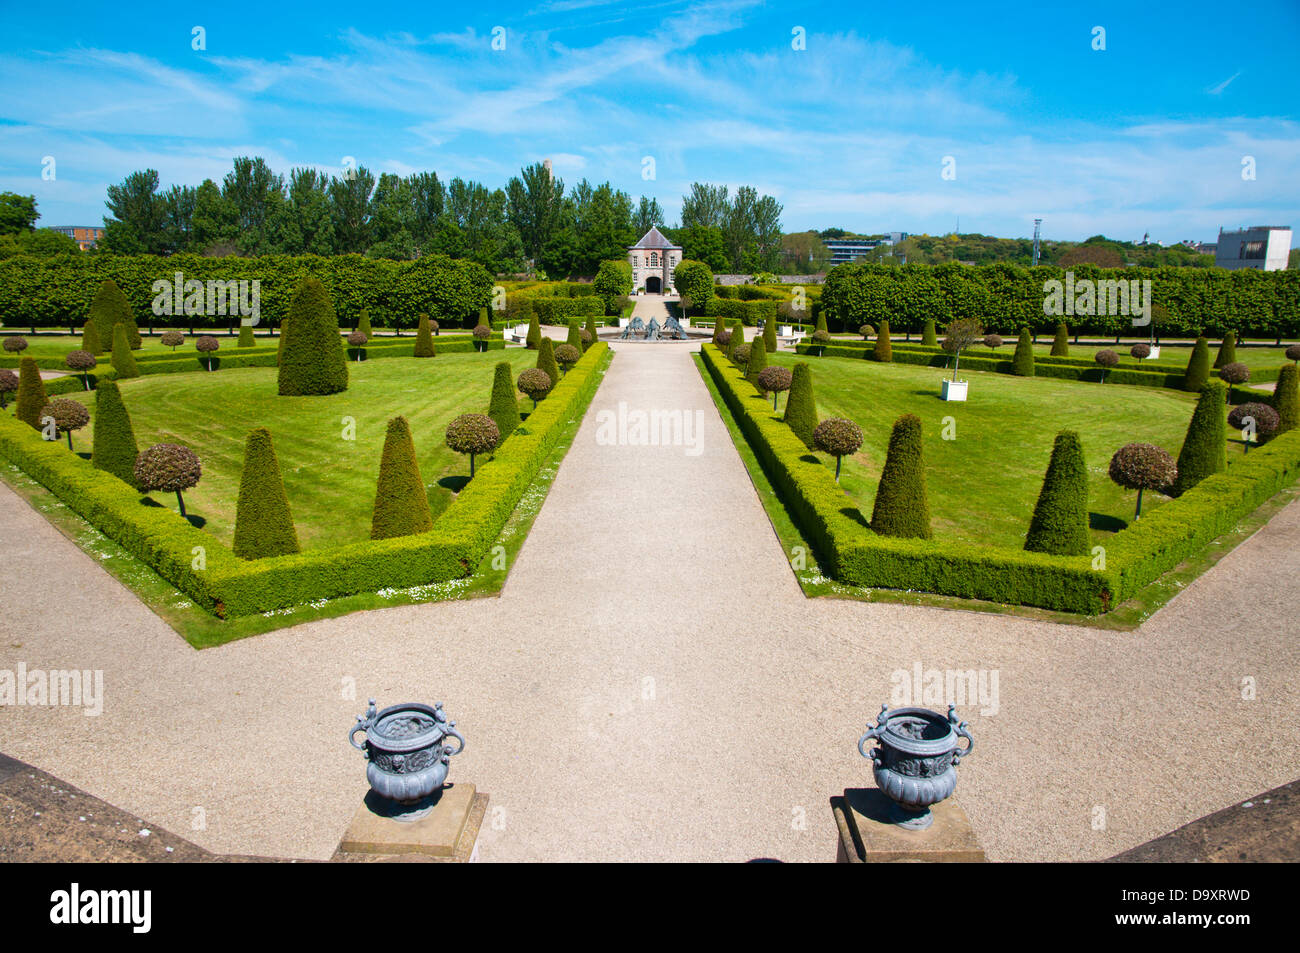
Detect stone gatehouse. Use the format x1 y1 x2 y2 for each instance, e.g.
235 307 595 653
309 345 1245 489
628 227 682 294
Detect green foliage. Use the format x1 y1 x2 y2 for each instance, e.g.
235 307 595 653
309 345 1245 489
536 336 561 386
488 361 522 440
673 260 714 314
357 310 372 339
592 259 633 314
88 278 139 351
232 427 300 559
727 320 745 360
1051 323 1070 357
1273 364 1299 433
1182 336 1211 392
277 276 348 395
784 361 818 449
1013 327 1035 376
277 319 288 365
414 313 436 357
921 319 937 346
237 324 255 348
871 413 932 539
1024 431 1089 555
763 315 777 353
370 416 434 541
111 323 140 378
584 311 599 351
1171 382 1227 497
746 333 768 389
1213 331 1236 369
91 380 139 487
526 309 541 350
565 319 581 350
873 319 892 362
815 310 828 334
80 321 102 354
14 357 46 429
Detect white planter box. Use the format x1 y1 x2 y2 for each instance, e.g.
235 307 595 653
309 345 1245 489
780 325 794 337
619 317 630 328
1147 345 1161 360
942 379 969 401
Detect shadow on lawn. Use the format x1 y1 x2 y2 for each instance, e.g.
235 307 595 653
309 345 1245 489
438 475 470 494
138 495 206 528
1089 511 1128 533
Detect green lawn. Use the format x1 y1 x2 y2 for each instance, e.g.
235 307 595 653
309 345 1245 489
766 353 1248 549
54 350 540 551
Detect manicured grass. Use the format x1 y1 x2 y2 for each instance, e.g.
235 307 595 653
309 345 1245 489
766 352 1245 549
56 350 540 551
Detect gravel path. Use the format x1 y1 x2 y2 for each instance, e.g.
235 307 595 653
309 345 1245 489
1 341 1297 863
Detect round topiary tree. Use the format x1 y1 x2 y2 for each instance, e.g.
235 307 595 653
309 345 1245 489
1012 327 1035 376
135 444 202 518
871 413 932 539
161 329 184 351
414 313 436 357
874 320 892 362
1213 331 1237 369
580 327 593 350
39 398 89 449
446 413 500 478
196 334 220 371
921 319 938 347
1182 336 1211 392
237 323 256 348
1285 343 1300 366
278 276 348 395
859 324 875 340
941 318 982 381
555 343 581 376
1109 443 1177 519
1274 363 1299 433
1024 430 1090 555
80 321 101 354
717 329 732 349
517 368 553 409
1095 349 1119 383
757 365 793 411
65 350 96 390
1171 382 1227 497
91 379 139 486
785 362 818 448
232 427 300 559
370 415 433 540
1218 361 1250 402
813 417 863 482
733 343 751 370
3 336 28 355
1228 402 1279 453
983 333 1003 350
429 317 440 337
1130 342 1151 361
810 329 831 356
488 361 522 440
0 368 17 409
1050 322 1070 357
473 324 492 352
14 356 46 429
347 329 368 361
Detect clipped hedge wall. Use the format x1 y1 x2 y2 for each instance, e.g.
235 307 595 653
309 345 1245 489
701 344 1300 613
531 296 603 325
0 342 612 618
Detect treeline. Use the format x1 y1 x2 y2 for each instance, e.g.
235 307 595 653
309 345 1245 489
809 231 1218 269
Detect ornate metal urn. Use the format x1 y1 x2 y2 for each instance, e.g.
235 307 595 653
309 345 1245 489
349 699 465 806
858 704 973 830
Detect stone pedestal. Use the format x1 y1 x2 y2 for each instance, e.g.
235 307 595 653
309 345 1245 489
337 783 487 862
832 788 985 863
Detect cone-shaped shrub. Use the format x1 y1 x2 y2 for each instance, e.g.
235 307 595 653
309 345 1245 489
1050 322 1070 357
1273 364 1299 433
815 310 828 334
746 334 768 390
873 320 892 362
1182 336 1211 392
526 309 541 350
921 319 937 347
871 413 932 539
237 324 255 347
536 337 561 386
91 380 139 487
1171 382 1227 497
80 321 102 354
488 361 522 440
565 319 581 350
1213 331 1236 369
232 428 300 559
584 312 599 351
277 319 289 365
711 317 725 346
89 278 139 350
111 324 139 378
1013 327 1035 376
784 361 818 449
414 313 436 357
728 320 745 360
369 416 433 540
1024 431 1089 555
14 357 47 430
357 310 372 339
763 317 777 353
278 276 348 395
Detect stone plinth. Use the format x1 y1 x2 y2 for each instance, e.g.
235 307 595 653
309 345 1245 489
336 783 486 863
832 788 985 863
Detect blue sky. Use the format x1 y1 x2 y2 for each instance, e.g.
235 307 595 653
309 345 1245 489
1 0 1297 242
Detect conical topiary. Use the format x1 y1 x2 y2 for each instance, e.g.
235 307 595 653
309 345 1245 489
526 308 541 350
357 310 373 339
536 337 560 386
746 334 768 390
712 316 725 346
728 320 745 360
237 323 255 347
1171 382 1227 497
277 318 289 365
369 416 433 540
763 316 777 353
14 356 46 430
232 428 300 559
487 361 522 441
871 413 932 539
1013 327 1035 376
88 278 139 350
111 324 139 378
1213 331 1237 369
91 380 139 487
566 319 581 350
922 319 938 347
784 361 818 449
1272 364 1299 433
277 276 348 395
80 321 102 355
1024 430 1089 555
584 311 599 351
873 320 892 362
414 313 436 357
1182 336 1211 392
1050 322 1070 357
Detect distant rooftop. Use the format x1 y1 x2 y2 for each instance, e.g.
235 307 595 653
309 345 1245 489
629 227 681 250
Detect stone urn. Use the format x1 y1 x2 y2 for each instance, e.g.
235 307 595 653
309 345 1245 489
349 699 465 805
858 704 973 830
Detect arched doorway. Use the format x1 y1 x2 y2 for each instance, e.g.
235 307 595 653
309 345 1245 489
645 276 662 293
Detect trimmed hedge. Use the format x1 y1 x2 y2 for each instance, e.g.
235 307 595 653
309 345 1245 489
701 344 1300 613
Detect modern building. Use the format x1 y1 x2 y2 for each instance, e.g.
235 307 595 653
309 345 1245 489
1214 226 1292 271
627 227 682 293
823 233 909 267
47 226 103 250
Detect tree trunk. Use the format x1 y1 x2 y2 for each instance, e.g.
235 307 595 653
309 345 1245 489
1135 487 1144 519
176 491 187 519
835 456 843 482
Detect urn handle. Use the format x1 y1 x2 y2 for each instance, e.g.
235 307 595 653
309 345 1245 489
349 699 378 754
857 705 889 763
949 706 974 765
442 722 466 759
